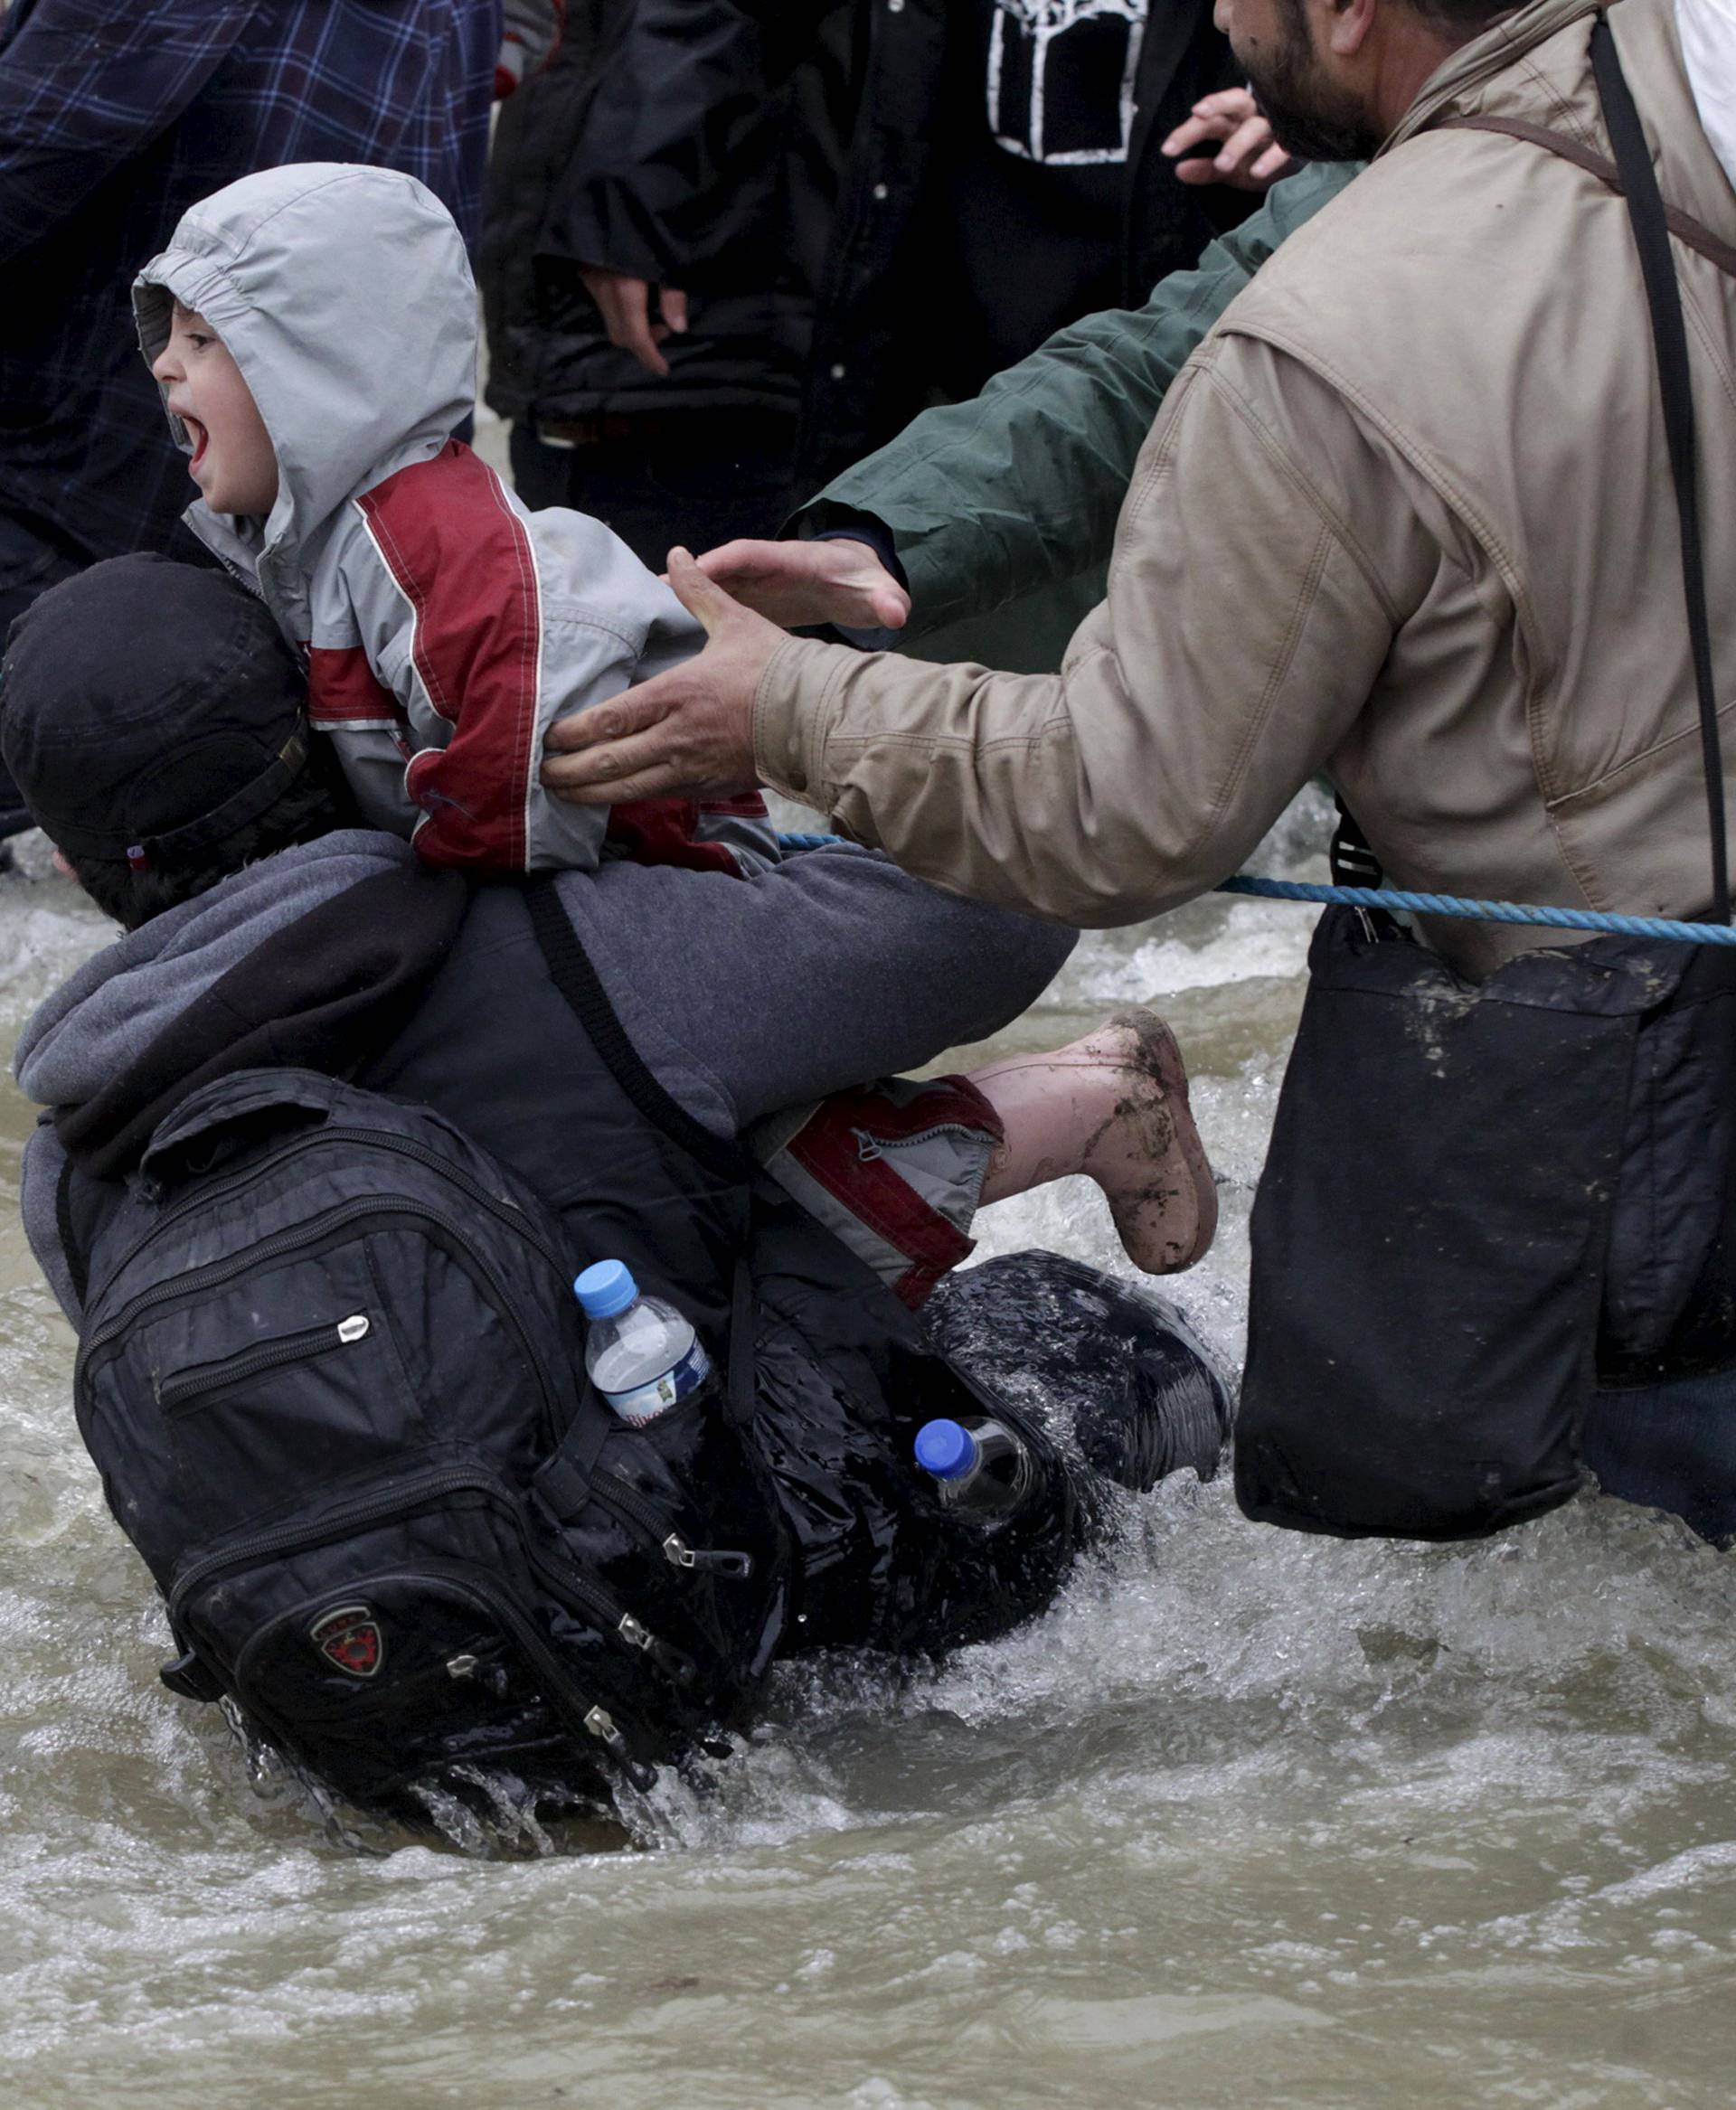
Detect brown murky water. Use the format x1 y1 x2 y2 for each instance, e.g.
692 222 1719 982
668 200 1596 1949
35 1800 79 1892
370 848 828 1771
2 805 1733 2110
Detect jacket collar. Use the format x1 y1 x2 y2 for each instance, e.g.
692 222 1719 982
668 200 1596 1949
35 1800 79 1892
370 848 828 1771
1382 0 1602 151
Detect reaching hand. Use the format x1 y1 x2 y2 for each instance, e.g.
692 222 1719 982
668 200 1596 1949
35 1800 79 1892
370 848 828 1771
1162 89 1295 192
691 536 911 632
579 267 690 377
542 550 779 804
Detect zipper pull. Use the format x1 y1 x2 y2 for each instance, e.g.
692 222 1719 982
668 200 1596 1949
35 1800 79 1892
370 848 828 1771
585 1704 656 1790
337 1314 370 1344
661 1532 754 1581
617 1612 697 1685
447 1650 506 1696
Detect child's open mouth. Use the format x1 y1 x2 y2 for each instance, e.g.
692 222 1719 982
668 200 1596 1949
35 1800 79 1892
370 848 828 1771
184 417 208 472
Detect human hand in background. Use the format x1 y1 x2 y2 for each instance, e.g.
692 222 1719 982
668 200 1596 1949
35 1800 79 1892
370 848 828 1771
690 537 910 632
1162 89 1295 192
542 551 775 805
579 267 690 376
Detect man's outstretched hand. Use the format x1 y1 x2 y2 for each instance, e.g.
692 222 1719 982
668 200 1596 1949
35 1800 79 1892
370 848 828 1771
542 549 781 805
692 536 910 632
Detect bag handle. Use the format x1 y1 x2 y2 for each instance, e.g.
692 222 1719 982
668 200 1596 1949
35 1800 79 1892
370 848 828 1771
1442 13 1731 921
137 1069 343 1188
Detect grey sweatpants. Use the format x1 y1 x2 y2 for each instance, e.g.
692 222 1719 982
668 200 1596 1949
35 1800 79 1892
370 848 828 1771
557 844 1077 1302
555 844 1074 1135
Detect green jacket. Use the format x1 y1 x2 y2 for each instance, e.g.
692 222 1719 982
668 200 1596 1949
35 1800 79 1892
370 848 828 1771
792 159 1360 669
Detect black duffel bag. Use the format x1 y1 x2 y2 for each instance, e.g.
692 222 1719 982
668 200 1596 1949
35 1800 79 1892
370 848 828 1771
1235 909 1736 1539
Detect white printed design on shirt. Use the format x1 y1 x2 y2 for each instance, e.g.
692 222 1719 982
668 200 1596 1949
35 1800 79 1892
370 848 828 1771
987 0 1149 165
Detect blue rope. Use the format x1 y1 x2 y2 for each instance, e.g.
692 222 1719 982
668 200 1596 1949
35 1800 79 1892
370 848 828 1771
1217 874 1736 947
777 834 1736 947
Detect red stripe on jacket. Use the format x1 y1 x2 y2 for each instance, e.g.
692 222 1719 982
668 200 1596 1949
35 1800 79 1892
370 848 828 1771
307 645 408 732
354 441 757 877
356 442 541 870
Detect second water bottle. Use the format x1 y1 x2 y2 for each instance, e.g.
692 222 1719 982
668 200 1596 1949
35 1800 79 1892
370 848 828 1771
914 1415 1035 1523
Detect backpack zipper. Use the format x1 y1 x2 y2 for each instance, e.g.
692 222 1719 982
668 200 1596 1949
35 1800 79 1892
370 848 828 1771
231 1559 659 1794
168 1465 693 1689
588 1471 755 1580
80 1197 562 1446
158 1314 371 1411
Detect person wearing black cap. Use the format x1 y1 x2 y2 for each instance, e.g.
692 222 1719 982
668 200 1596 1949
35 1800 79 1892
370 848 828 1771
2 557 353 926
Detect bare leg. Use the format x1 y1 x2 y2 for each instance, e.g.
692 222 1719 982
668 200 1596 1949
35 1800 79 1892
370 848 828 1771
967 1009 1218 1274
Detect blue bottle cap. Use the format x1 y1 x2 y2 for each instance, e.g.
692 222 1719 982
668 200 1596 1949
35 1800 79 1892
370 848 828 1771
575 1259 638 1321
915 1418 977 1481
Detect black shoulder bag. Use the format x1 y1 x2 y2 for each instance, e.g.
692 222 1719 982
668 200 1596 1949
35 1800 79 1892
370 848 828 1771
1235 14 1736 1540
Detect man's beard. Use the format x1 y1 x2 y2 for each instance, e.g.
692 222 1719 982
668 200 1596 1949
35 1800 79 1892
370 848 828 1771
1241 0 1383 163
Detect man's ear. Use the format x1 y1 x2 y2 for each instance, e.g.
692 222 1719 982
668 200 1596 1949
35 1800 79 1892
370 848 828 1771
1326 0 1378 57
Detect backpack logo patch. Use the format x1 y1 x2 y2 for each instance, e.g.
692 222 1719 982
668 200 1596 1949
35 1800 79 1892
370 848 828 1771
311 1605 384 1679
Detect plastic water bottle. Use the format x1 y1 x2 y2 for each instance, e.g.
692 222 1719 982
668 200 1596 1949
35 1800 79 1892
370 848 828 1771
575 1260 712 1426
914 1416 1034 1522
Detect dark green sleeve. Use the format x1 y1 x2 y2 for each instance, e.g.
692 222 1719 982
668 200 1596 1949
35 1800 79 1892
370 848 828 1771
794 160 1361 641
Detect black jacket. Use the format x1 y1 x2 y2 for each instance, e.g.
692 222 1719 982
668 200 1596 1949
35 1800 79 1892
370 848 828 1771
482 0 1252 496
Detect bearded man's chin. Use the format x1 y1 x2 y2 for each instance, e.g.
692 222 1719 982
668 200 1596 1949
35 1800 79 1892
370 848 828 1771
1250 80 1382 164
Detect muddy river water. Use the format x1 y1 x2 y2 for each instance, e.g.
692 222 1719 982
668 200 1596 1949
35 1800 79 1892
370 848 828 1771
2 805 1732 2109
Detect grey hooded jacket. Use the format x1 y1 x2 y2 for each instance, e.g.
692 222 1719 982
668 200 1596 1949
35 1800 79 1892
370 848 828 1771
133 163 780 876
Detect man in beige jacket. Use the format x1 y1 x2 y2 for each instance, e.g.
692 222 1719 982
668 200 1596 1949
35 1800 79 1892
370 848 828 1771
542 0 1736 988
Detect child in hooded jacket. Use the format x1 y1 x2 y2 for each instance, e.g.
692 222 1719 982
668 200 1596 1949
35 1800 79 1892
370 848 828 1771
134 162 781 877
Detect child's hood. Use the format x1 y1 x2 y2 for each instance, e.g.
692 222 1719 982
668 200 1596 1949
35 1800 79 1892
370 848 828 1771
134 164 476 608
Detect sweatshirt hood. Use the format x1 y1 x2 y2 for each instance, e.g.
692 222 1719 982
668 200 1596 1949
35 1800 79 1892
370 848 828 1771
134 165 477 627
15 832 439 1136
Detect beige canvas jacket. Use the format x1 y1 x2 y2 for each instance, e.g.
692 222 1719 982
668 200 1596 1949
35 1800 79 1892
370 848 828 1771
752 0 1736 975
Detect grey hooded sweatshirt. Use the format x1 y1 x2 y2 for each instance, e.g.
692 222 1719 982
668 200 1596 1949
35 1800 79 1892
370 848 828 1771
133 163 781 878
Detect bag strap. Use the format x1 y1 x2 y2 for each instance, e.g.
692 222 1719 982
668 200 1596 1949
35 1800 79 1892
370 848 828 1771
526 881 760 1517
524 879 753 1182
1441 12 1731 920
56 1151 90 1314
1437 113 1736 281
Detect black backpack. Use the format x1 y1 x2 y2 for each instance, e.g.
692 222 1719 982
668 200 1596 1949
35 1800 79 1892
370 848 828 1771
68 1068 788 1823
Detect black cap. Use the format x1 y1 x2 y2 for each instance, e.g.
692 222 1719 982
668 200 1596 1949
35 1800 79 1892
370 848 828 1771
0 553 308 870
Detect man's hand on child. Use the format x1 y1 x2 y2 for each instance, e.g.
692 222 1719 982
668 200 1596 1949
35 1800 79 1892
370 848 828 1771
542 550 773 804
691 537 910 632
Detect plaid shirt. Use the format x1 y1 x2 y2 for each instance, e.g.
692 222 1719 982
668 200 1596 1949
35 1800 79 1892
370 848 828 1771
0 0 503 569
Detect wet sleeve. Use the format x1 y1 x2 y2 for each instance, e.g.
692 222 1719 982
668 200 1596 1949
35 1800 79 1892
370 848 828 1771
0 0 250 264
789 161 1363 641
752 337 1439 928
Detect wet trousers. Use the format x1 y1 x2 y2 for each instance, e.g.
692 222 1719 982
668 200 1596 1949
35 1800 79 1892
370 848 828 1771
1584 1372 1736 1548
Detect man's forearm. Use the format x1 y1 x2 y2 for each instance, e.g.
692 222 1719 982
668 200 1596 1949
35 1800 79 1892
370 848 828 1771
792 159 1360 639
760 339 1400 928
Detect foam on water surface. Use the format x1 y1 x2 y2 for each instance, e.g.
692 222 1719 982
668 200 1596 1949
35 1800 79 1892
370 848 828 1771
0 817 1732 2108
